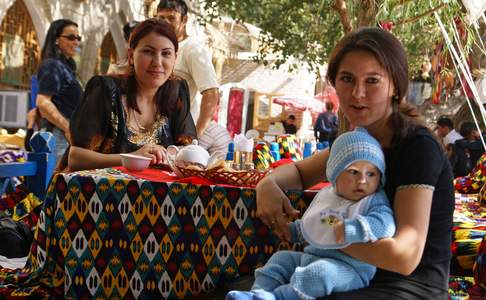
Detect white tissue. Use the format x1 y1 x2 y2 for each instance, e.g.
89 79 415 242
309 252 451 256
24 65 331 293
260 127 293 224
233 133 254 152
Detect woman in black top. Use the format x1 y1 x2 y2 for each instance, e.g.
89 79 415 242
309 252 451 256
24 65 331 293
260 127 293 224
35 19 83 160
66 19 196 172
255 27 454 299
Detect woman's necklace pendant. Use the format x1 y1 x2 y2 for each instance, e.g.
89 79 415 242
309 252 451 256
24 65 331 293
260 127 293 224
132 110 146 132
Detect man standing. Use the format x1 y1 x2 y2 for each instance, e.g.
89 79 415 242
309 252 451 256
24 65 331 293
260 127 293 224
314 102 338 145
436 116 463 147
156 0 219 137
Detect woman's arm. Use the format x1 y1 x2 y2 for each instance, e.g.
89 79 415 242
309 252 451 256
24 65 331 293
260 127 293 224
68 143 167 172
256 149 329 238
36 94 70 138
340 187 433 275
68 146 122 171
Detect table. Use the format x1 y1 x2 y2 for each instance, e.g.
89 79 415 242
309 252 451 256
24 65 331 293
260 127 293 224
0 167 317 299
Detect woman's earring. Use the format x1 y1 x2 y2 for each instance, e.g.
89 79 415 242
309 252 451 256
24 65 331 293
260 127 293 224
392 95 400 102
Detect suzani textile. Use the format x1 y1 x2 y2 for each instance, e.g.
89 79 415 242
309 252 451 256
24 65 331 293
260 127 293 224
0 168 316 299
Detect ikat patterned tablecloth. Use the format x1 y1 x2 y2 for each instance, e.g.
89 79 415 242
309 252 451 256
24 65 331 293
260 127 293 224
0 168 316 299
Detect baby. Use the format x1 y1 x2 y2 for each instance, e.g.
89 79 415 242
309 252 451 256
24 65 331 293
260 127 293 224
227 128 396 300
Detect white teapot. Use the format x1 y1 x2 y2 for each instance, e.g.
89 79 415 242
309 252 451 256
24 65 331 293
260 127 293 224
167 140 215 170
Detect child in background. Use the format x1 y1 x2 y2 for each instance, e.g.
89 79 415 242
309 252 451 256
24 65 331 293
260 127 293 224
227 128 395 300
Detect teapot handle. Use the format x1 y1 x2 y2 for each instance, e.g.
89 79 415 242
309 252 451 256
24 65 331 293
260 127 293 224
166 145 179 157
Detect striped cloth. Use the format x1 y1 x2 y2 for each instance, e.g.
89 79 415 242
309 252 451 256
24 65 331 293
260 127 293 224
198 121 232 158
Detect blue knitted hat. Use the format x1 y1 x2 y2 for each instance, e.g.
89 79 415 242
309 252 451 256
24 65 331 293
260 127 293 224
326 128 385 186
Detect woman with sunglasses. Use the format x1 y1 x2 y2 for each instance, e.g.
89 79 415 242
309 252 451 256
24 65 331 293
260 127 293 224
35 19 83 161
65 19 196 171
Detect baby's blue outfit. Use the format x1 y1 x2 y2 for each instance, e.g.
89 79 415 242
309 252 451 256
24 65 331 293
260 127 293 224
227 186 395 300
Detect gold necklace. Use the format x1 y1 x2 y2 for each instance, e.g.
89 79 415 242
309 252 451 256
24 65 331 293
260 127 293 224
131 109 146 131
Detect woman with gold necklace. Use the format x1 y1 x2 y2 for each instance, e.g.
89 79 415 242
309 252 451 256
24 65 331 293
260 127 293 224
64 19 196 171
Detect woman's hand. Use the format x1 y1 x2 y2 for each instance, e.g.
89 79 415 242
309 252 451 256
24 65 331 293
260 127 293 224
255 153 328 240
133 144 167 164
256 176 299 240
64 130 72 144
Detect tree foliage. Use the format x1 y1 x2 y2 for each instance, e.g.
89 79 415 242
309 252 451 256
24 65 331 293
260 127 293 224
199 0 472 74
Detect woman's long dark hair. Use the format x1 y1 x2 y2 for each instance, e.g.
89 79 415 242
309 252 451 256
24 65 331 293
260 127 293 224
123 18 180 118
41 19 78 71
326 27 426 148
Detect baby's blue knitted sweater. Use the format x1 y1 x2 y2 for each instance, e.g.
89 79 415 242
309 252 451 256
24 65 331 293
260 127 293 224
288 187 396 282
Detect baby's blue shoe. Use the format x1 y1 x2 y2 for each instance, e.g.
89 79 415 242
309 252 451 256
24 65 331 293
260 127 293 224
226 289 276 300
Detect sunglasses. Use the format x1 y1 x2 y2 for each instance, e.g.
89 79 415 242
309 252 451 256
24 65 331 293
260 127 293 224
60 34 82 42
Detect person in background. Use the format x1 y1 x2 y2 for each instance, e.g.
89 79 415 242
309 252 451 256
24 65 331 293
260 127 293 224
107 20 140 75
198 120 232 158
35 19 83 160
66 19 196 172
254 27 454 299
450 121 485 177
436 115 463 153
227 129 395 300
156 0 219 138
282 114 297 135
314 101 338 145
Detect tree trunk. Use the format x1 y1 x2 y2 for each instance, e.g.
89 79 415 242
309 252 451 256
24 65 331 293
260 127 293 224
333 0 353 33
358 0 378 27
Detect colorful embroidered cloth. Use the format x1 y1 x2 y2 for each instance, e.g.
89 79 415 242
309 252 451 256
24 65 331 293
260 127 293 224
452 193 486 275
0 149 43 228
449 276 485 300
0 149 26 189
450 193 486 298
0 168 317 299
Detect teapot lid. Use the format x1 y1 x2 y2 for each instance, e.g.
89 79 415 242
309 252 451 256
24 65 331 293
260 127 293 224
181 139 207 153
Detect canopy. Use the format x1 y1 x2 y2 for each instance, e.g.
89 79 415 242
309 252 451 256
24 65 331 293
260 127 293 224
272 95 325 113
462 0 486 24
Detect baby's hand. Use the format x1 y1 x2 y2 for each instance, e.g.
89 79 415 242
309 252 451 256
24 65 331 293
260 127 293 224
334 220 345 244
280 224 292 242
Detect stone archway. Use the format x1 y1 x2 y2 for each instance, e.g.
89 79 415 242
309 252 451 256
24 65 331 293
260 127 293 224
0 0 49 48
0 0 41 89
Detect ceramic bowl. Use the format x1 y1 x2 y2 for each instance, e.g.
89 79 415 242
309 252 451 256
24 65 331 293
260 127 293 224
120 153 151 171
